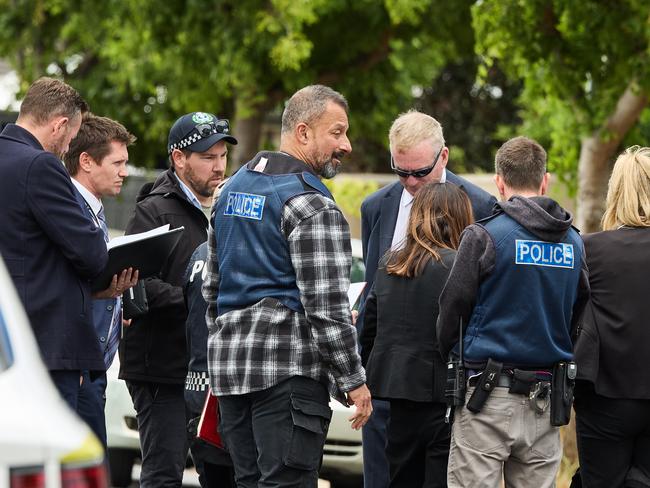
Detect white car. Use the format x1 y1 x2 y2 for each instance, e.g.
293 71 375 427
105 239 366 486
0 256 107 487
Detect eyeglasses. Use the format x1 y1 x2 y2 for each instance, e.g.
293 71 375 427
191 119 230 139
390 145 443 178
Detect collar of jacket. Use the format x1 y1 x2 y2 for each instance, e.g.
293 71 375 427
136 168 207 217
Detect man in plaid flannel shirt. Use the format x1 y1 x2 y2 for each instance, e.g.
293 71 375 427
203 85 372 487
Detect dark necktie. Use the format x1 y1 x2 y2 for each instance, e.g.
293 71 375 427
98 206 121 369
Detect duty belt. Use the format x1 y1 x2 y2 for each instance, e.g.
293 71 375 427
466 360 552 414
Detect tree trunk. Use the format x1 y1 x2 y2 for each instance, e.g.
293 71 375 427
576 84 648 232
230 98 268 168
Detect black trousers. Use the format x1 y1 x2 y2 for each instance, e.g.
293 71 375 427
386 399 450 488
185 389 234 488
574 381 650 488
126 381 189 488
218 376 331 488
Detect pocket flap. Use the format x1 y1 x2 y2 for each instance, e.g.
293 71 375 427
290 395 332 434
290 395 332 419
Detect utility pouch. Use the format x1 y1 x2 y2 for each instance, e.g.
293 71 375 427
123 279 148 320
550 361 577 426
509 369 536 395
467 358 503 413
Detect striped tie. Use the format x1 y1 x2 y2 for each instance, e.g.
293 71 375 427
98 207 122 369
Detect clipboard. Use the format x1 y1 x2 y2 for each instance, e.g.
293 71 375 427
91 225 184 292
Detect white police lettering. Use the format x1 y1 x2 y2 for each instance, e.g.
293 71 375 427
189 259 206 283
224 191 266 220
515 240 574 269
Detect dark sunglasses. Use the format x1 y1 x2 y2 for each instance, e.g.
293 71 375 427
190 119 230 139
390 145 443 178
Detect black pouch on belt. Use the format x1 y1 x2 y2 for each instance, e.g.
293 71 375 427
550 361 577 426
467 358 503 413
509 369 536 395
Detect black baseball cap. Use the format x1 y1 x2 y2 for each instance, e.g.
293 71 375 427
167 112 238 154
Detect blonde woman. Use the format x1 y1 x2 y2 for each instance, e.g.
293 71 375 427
361 182 473 488
574 146 650 488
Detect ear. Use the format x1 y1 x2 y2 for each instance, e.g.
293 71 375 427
171 149 186 170
494 174 507 199
539 172 550 196
294 122 310 146
439 147 449 169
78 152 95 173
52 116 69 135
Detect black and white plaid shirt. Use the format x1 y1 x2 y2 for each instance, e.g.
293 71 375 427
203 192 365 403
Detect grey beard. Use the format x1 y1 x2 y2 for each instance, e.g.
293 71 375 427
320 160 340 179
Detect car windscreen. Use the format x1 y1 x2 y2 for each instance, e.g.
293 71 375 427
0 311 14 371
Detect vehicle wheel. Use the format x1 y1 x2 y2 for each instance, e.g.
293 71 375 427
108 448 136 487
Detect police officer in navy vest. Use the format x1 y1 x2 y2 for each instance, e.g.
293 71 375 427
183 240 234 488
203 85 372 487
437 136 590 488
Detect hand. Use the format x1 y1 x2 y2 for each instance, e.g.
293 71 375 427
351 310 359 326
122 318 132 327
346 384 372 430
93 268 139 299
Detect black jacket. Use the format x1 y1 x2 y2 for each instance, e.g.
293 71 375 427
119 169 208 384
0 124 107 372
575 227 650 399
361 250 456 403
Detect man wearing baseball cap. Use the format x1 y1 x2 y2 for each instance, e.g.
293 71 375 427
119 112 237 488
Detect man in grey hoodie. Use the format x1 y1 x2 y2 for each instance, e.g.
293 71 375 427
437 136 589 488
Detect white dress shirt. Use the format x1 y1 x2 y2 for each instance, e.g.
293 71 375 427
72 178 103 229
391 169 447 250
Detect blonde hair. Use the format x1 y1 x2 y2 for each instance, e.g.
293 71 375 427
389 110 445 153
602 145 650 230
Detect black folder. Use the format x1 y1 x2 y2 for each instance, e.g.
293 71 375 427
91 226 185 292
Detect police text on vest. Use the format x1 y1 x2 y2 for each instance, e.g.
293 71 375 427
515 240 574 269
224 192 266 220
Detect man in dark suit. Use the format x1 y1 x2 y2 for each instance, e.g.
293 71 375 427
358 110 497 488
64 113 138 448
0 77 111 409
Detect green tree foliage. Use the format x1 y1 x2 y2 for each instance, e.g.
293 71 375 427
473 0 650 191
323 178 379 219
0 0 475 169
416 59 522 174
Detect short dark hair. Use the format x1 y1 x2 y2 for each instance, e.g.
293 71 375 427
281 85 348 134
168 149 192 169
64 113 135 176
495 136 547 191
19 77 89 124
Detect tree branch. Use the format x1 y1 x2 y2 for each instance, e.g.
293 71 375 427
577 81 648 231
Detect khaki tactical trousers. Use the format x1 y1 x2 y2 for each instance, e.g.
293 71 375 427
448 386 561 488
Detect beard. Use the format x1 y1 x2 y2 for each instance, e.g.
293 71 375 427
184 165 218 199
315 150 345 179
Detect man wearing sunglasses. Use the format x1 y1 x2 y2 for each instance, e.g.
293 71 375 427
119 112 237 488
357 110 497 488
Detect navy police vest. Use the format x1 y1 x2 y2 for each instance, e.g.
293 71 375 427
463 212 582 367
214 165 333 316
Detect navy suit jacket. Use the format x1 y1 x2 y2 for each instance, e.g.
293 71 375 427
358 171 497 333
73 187 116 355
0 124 108 372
